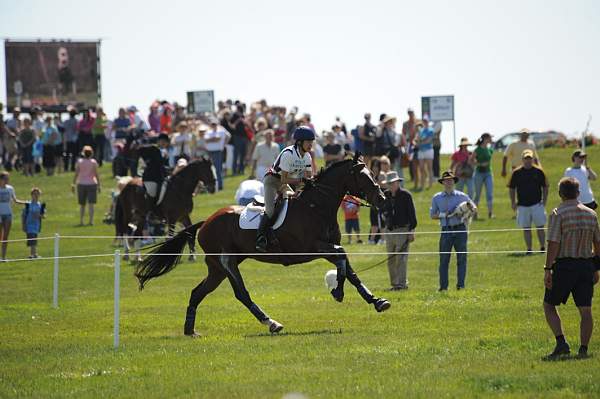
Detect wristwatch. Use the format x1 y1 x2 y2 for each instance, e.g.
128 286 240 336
543 265 553 271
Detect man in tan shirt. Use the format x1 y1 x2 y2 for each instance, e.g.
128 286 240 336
501 128 540 177
543 177 600 360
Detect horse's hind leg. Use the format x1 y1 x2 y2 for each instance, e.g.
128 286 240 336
184 256 226 337
221 255 283 334
346 262 391 313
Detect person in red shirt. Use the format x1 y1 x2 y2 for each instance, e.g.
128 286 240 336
341 194 362 244
450 137 475 198
160 104 173 134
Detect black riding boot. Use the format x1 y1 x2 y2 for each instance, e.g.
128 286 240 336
255 215 272 253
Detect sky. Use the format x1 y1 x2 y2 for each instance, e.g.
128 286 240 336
1 0 599 153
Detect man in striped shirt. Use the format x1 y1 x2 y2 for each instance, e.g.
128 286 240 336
543 177 600 360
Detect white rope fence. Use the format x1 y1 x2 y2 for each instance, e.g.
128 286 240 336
0 226 549 244
1 227 547 349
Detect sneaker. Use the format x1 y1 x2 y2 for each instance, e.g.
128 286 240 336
542 342 571 361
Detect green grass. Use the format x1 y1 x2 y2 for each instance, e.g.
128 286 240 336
1 147 600 398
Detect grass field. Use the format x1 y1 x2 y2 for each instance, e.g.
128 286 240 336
1 146 600 398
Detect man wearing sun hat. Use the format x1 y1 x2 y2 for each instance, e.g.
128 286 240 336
382 171 417 290
430 171 476 291
502 128 540 177
508 149 549 254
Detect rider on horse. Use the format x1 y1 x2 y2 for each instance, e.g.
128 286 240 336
138 133 171 213
255 126 315 252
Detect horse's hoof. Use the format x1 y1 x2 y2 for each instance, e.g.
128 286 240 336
374 298 391 313
188 254 196 262
331 288 344 303
269 319 284 334
123 254 129 261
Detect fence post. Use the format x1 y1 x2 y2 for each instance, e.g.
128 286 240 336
53 233 59 308
114 250 120 349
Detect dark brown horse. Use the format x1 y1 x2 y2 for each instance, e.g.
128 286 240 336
135 154 389 336
116 157 216 261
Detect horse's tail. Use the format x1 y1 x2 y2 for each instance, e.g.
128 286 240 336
134 221 205 290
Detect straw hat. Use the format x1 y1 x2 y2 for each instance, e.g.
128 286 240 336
382 171 403 184
459 137 472 147
382 115 396 124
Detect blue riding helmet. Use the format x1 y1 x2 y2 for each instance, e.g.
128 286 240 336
293 126 316 141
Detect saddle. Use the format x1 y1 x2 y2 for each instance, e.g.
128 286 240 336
239 197 289 230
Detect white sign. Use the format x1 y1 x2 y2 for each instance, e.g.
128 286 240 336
187 90 214 114
421 95 454 121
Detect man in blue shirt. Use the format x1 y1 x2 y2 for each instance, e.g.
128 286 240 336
430 171 476 291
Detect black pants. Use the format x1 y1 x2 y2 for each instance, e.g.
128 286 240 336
433 145 441 177
77 134 94 154
93 135 106 166
64 142 79 171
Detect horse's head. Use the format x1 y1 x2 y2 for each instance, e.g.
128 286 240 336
345 152 385 209
197 156 217 194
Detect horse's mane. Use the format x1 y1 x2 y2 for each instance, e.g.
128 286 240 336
173 159 208 180
313 159 354 183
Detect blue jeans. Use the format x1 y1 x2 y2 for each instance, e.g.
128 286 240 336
439 226 468 289
232 135 249 175
473 170 493 210
455 177 474 199
208 150 223 191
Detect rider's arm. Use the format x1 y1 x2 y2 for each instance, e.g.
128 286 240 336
280 171 302 187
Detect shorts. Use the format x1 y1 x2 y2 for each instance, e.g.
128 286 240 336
544 258 595 307
345 219 360 234
0 214 12 223
20 146 34 163
517 203 546 228
362 143 375 156
418 148 434 160
26 233 38 247
77 184 98 205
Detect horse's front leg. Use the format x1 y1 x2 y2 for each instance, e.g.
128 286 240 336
319 241 390 312
346 262 391 312
318 241 348 303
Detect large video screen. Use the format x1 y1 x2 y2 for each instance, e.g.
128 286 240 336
4 41 100 110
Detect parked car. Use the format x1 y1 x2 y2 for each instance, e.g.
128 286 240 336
493 131 567 151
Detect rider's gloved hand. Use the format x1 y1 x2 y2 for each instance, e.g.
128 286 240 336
302 177 315 187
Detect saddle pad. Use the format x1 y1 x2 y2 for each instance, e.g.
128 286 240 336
239 199 288 230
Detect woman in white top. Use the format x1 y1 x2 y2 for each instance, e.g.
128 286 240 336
564 149 597 209
0 172 25 260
